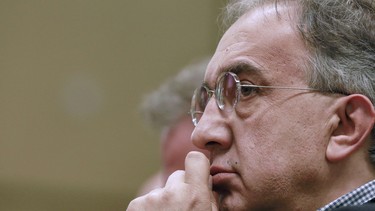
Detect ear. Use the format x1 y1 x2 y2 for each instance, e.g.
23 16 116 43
326 94 375 162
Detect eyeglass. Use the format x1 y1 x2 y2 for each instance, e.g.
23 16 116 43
190 71 318 126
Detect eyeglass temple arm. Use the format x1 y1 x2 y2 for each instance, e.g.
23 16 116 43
241 84 318 91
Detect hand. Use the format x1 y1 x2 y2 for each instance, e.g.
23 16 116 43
127 151 218 211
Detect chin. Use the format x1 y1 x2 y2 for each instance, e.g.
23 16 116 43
217 192 247 211
218 192 278 211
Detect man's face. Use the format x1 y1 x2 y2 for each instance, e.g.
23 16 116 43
192 4 337 210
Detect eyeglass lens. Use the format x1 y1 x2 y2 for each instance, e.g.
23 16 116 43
218 72 237 112
191 72 239 125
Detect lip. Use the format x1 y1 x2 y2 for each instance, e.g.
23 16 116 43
210 165 236 175
210 166 237 187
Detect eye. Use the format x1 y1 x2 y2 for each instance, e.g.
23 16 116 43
240 83 257 97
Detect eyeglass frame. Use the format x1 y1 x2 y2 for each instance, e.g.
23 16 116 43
190 71 319 126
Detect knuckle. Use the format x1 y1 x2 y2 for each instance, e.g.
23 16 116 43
126 197 143 211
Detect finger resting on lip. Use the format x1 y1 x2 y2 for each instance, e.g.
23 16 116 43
184 151 210 186
165 170 185 188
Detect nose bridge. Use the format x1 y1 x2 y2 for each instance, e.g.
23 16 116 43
209 89 216 99
202 95 219 121
191 97 232 150
205 88 216 110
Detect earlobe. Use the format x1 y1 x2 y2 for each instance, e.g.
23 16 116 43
326 94 375 163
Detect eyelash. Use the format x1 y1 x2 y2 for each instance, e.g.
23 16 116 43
241 86 255 96
240 81 258 97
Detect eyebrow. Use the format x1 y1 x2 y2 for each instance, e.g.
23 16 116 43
219 60 264 76
202 60 265 89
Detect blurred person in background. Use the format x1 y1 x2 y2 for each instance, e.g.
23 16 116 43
136 58 210 196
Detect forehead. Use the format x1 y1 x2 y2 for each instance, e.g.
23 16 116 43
205 3 308 86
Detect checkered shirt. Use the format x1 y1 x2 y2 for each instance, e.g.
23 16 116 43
318 179 375 211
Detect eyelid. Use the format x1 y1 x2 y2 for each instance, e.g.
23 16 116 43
238 74 260 88
239 79 256 86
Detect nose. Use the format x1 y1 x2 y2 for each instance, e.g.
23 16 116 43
191 98 232 151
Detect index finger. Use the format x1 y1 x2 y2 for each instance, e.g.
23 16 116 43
184 151 210 187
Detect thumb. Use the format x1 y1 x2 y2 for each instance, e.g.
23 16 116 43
184 151 210 187
185 151 218 211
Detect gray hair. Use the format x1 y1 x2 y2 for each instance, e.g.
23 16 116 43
140 58 209 132
221 0 375 162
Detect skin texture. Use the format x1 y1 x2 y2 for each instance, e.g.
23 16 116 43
127 3 375 211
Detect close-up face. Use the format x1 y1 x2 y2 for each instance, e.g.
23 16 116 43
192 3 339 211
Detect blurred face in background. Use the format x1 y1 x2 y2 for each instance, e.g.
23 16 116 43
161 115 209 183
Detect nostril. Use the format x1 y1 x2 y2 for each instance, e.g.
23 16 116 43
205 141 218 149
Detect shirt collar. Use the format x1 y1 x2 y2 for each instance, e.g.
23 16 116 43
318 179 375 211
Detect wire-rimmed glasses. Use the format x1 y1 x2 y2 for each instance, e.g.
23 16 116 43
190 71 318 126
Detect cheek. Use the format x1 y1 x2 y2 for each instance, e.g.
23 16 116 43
232 98 329 184
248 106 326 160
238 94 330 151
